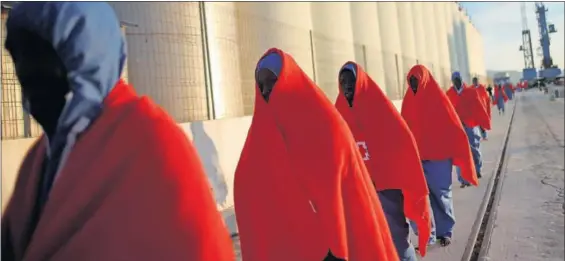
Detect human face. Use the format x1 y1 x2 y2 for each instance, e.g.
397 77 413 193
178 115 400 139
409 75 419 94
339 70 356 106
256 68 277 102
6 29 69 136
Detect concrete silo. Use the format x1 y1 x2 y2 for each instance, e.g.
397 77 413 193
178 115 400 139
421 3 441 84
377 2 404 100
411 2 429 67
476 31 487 82
202 2 244 119
434 2 452 89
454 6 470 83
350 2 386 89
236 2 313 114
109 2 210 122
311 2 356 101
461 14 474 83
465 21 478 81
445 2 460 76
396 2 418 83
0 9 25 139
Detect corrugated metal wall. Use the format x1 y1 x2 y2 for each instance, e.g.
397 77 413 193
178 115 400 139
1 2 490 140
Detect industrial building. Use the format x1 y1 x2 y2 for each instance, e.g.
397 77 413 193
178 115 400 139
1 2 487 140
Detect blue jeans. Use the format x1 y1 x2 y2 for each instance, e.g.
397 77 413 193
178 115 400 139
410 160 455 240
378 190 418 261
457 125 482 185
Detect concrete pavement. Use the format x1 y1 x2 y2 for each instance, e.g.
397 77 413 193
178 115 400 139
483 91 565 261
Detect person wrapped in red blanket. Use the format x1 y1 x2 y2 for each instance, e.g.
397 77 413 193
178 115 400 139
234 48 399 261
334 62 431 260
402 65 478 248
446 72 490 188
470 77 491 141
493 83 509 115
1 3 234 261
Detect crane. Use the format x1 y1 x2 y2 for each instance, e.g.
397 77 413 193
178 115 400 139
519 2 536 85
535 2 561 81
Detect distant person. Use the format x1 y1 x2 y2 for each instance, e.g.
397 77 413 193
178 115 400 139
471 77 491 141
335 62 431 260
447 72 490 188
493 83 509 115
504 80 515 100
401 65 478 248
234 48 399 261
486 84 493 100
1 2 235 261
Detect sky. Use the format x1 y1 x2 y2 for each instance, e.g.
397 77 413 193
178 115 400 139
461 2 565 72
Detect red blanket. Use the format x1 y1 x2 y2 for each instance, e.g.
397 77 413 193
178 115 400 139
234 48 398 261
335 62 431 256
401 65 478 186
2 81 235 261
446 84 491 130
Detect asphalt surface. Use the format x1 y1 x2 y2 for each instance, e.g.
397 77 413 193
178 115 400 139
484 91 565 261
231 98 515 261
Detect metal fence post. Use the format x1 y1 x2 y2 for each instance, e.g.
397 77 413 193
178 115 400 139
308 30 317 84
394 53 402 100
23 112 31 137
198 2 215 121
361 44 368 72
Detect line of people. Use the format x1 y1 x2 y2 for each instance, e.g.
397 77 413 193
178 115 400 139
233 48 492 261
1 2 501 261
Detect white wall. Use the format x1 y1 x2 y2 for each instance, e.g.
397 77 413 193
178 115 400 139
1 100 405 231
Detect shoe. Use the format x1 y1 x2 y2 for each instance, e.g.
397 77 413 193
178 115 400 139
477 172 482 179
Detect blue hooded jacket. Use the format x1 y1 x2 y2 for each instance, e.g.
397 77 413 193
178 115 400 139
6 2 126 203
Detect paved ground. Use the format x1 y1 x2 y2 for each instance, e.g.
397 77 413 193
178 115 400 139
409 96 515 261
232 98 515 261
485 91 565 261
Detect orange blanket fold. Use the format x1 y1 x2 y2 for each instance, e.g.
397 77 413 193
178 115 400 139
234 48 398 261
1 81 235 261
401 65 478 186
447 84 491 130
335 62 431 256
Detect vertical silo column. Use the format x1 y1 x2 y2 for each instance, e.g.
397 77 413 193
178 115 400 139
110 2 210 122
462 17 474 83
377 2 404 100
434 2 452 89
203 2 244 119
236 2 313 114
445 3 460 75
350 2 385 89
396 2 417 86
454 6 468 83
412 2 429 67
477 32 487 81
421 3 441 84
311 2 356 101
